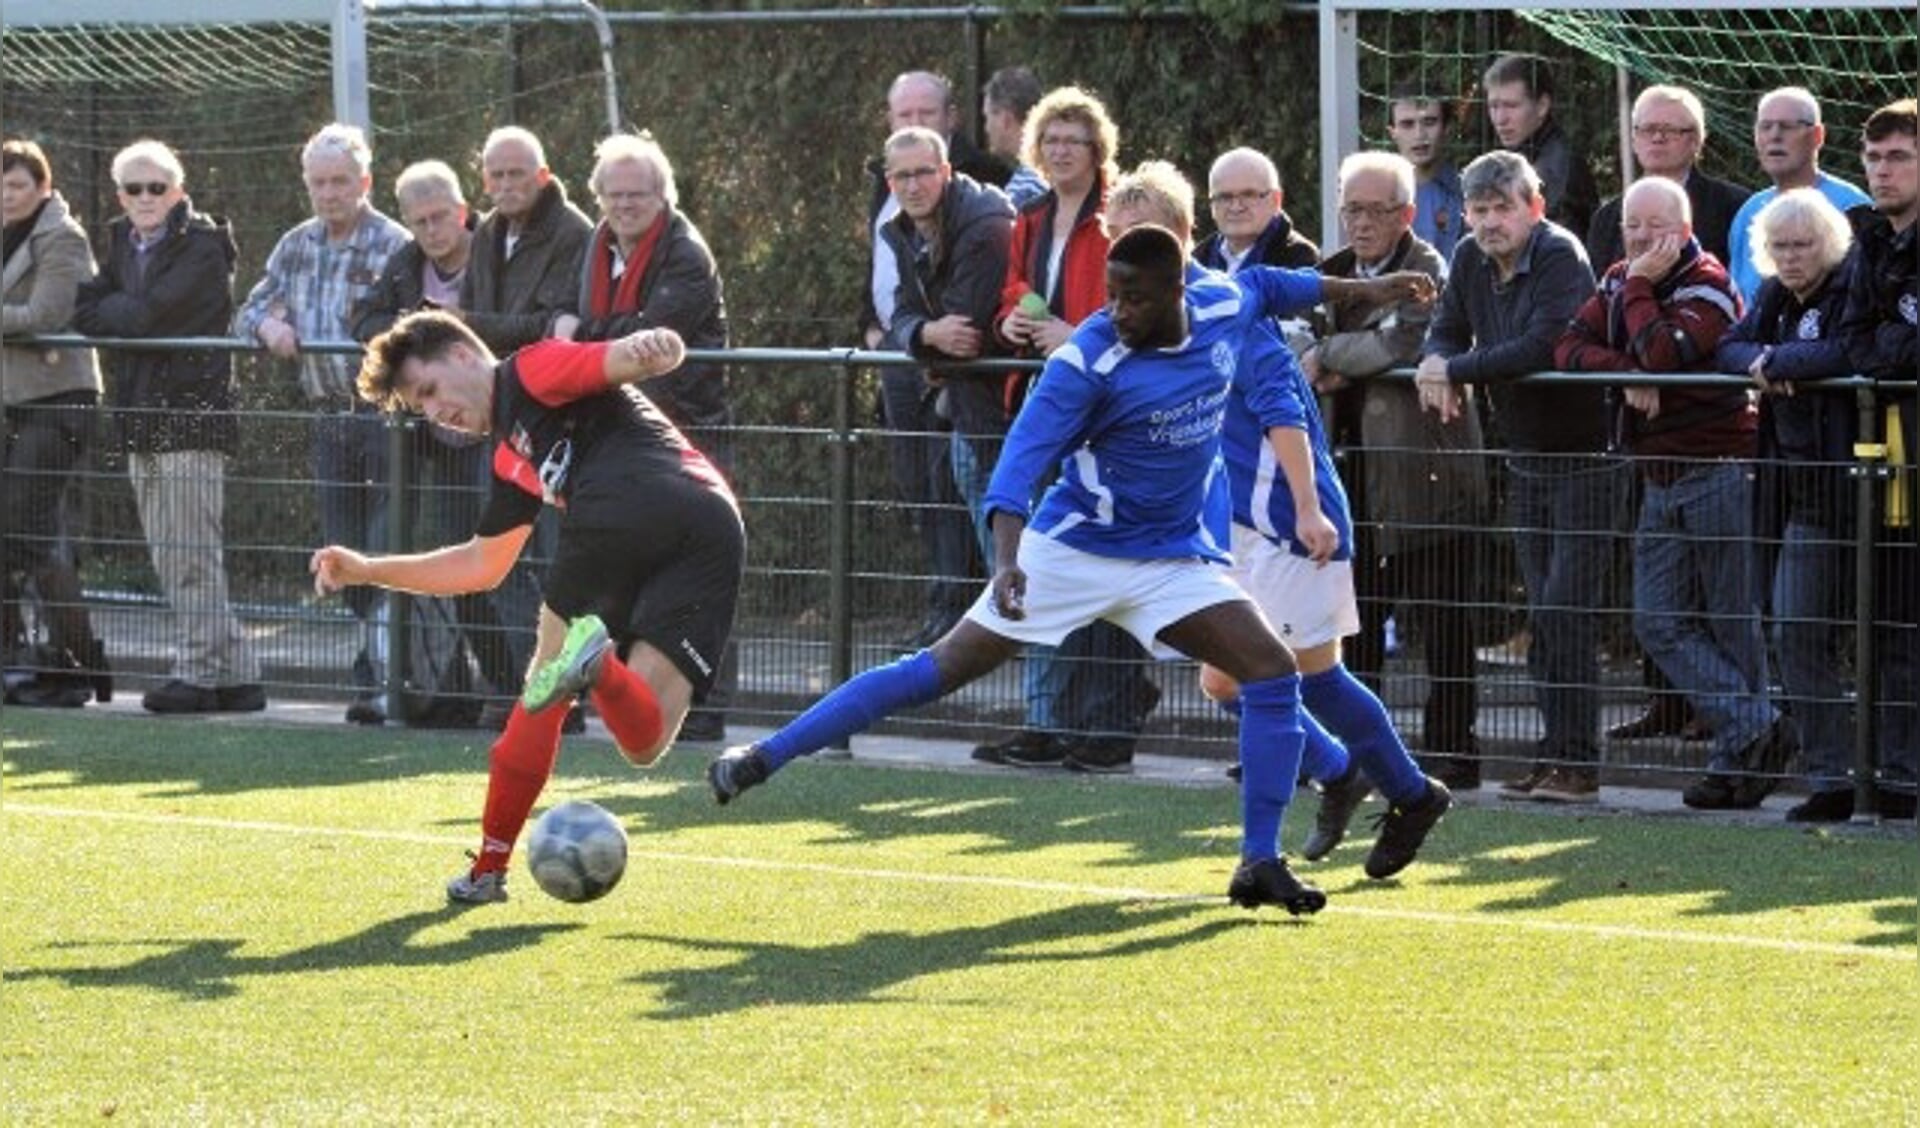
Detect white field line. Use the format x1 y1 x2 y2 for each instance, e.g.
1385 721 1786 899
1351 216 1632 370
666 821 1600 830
9 801 1913 963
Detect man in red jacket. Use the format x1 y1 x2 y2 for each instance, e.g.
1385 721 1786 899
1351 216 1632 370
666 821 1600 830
1556 176 1793 811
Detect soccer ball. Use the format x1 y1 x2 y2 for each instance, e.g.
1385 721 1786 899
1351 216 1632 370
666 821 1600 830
526 800 629 903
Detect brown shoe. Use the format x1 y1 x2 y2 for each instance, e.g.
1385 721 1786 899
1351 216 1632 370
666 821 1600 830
1499 762 1553 799
1531 767 1600 804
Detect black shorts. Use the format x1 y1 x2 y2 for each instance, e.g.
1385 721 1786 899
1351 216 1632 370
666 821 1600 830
543 476 744 700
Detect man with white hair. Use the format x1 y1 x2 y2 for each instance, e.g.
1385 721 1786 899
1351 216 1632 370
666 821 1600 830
1557 177 1791 811
1725 87 1870 306
1195 147 1319 275
553 132 735 742
235 122 409 724
1309 151 1486 791
76 139 266 715
1587 85 1751 294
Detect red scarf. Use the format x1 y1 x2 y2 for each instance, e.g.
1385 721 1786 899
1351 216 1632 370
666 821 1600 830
587 211 667 318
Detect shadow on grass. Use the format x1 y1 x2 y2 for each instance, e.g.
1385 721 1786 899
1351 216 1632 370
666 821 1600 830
10 907 580 1000
617 897 1268 1019
8 711 1913 947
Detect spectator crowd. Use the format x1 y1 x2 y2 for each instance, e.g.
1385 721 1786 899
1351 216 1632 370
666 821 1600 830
1 53 1914 822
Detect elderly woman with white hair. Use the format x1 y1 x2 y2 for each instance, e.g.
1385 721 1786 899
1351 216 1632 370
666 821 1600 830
1716 187 1859 822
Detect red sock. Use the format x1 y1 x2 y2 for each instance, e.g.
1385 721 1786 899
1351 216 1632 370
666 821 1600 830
589 657 665 760
472 701 571 874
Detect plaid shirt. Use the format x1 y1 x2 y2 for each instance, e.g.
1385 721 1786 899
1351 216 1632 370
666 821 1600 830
234 203 409 402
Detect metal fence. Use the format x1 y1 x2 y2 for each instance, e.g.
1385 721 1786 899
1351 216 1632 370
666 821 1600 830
4 334 1914 803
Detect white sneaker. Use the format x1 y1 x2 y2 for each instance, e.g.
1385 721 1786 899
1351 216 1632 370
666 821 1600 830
446 866 509 904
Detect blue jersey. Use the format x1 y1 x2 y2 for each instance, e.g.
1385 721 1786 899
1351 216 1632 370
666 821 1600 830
983 266 1322 563
1219 320 1355 560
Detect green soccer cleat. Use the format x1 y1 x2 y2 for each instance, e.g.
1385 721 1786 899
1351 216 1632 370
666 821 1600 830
521 614 613 714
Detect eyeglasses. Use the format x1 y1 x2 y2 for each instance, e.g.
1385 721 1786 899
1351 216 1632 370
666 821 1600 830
1756 118 1816 136
1209 189 1270 209
1632 123 1698 141
1339 202 1403 222
119 181 170 197
886 165 941 187
1040 136 1094 152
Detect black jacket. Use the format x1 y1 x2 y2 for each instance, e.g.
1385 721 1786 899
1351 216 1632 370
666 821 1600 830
1514 118 1599 240
858 131 1008 341
1718 267 1856 529
1586 169 1752 274
73 199 239 455
461 178 593 353
1422 219 1603 453
1194 210 1320 274
882 172 1015 436
348 213 479 343
1838 204 1919 541
569 207 731 430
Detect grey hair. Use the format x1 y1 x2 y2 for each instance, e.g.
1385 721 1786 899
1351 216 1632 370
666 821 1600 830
1758 86 1822 127
394 160 465 210
589 133 678 208
1338 150 1416 207
1108 159 1196 242
1634 85 1708 139
1209 146 1280 193
111 139 186 188
1749 187 1853 278
1460 149 1542 204
1622 176 1693 226
302 122 372 176
482 126 547 170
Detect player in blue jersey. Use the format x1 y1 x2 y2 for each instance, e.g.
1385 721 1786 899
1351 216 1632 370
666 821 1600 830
1106 160 1451 880
709 225 1430 914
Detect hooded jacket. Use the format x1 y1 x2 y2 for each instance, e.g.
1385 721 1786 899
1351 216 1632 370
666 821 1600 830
2 191 102 406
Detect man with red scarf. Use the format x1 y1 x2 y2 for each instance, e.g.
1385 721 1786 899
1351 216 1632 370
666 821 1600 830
552 133 733 741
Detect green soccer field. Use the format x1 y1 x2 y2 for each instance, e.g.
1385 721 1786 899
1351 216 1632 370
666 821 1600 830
4 710 1914 1124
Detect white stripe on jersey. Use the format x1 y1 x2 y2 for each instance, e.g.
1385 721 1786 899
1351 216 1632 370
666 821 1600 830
1250 437 1281 541
1193 296 1242 321
1053 341 1086 372
1091 341 1131 376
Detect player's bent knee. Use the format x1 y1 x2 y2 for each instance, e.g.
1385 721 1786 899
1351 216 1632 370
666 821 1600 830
1198 665 1239 703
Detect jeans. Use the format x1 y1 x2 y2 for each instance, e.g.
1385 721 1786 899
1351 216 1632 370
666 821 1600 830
1772 519 1852 789
1632 463 1773 771
950 429 1000 564
879 367 973 621
1506 455 1622 763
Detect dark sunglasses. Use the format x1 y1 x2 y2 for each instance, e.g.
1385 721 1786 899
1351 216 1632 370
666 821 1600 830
119 181 171 197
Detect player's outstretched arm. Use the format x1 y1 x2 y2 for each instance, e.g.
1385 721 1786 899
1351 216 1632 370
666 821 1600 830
311 527 532 599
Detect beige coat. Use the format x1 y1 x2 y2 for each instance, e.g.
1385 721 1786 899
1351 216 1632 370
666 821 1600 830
2 191 102 406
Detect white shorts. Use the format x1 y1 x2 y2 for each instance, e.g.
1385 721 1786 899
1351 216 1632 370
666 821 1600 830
1226 523 1360 650
963 531 1253 657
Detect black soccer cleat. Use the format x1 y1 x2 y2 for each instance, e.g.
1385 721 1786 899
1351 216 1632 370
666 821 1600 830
707 744 771 806
1301 763 1372 862
1364 778 1453 880
1227 857 1327 916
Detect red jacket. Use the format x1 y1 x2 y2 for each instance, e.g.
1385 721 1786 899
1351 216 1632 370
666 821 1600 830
996 185 1110 343
1554 242 1753 465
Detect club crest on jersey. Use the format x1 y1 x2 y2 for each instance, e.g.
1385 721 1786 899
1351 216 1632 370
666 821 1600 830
1211 340 1236 379
1797 309 1821 340
1900 292 1918 326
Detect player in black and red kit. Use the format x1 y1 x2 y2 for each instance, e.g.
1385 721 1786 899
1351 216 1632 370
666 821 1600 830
311 310 744 902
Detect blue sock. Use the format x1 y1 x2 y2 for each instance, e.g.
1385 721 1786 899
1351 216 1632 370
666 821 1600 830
1237 673 1304 861
760 650 944 770
1219 694 1347 782
1301 664 1426 803
1300 709 1351 783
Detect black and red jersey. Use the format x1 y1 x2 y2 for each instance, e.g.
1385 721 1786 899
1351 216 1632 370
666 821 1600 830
476 340 733 536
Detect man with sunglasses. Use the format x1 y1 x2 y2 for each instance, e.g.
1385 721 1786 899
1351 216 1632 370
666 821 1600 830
74 140 266 715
